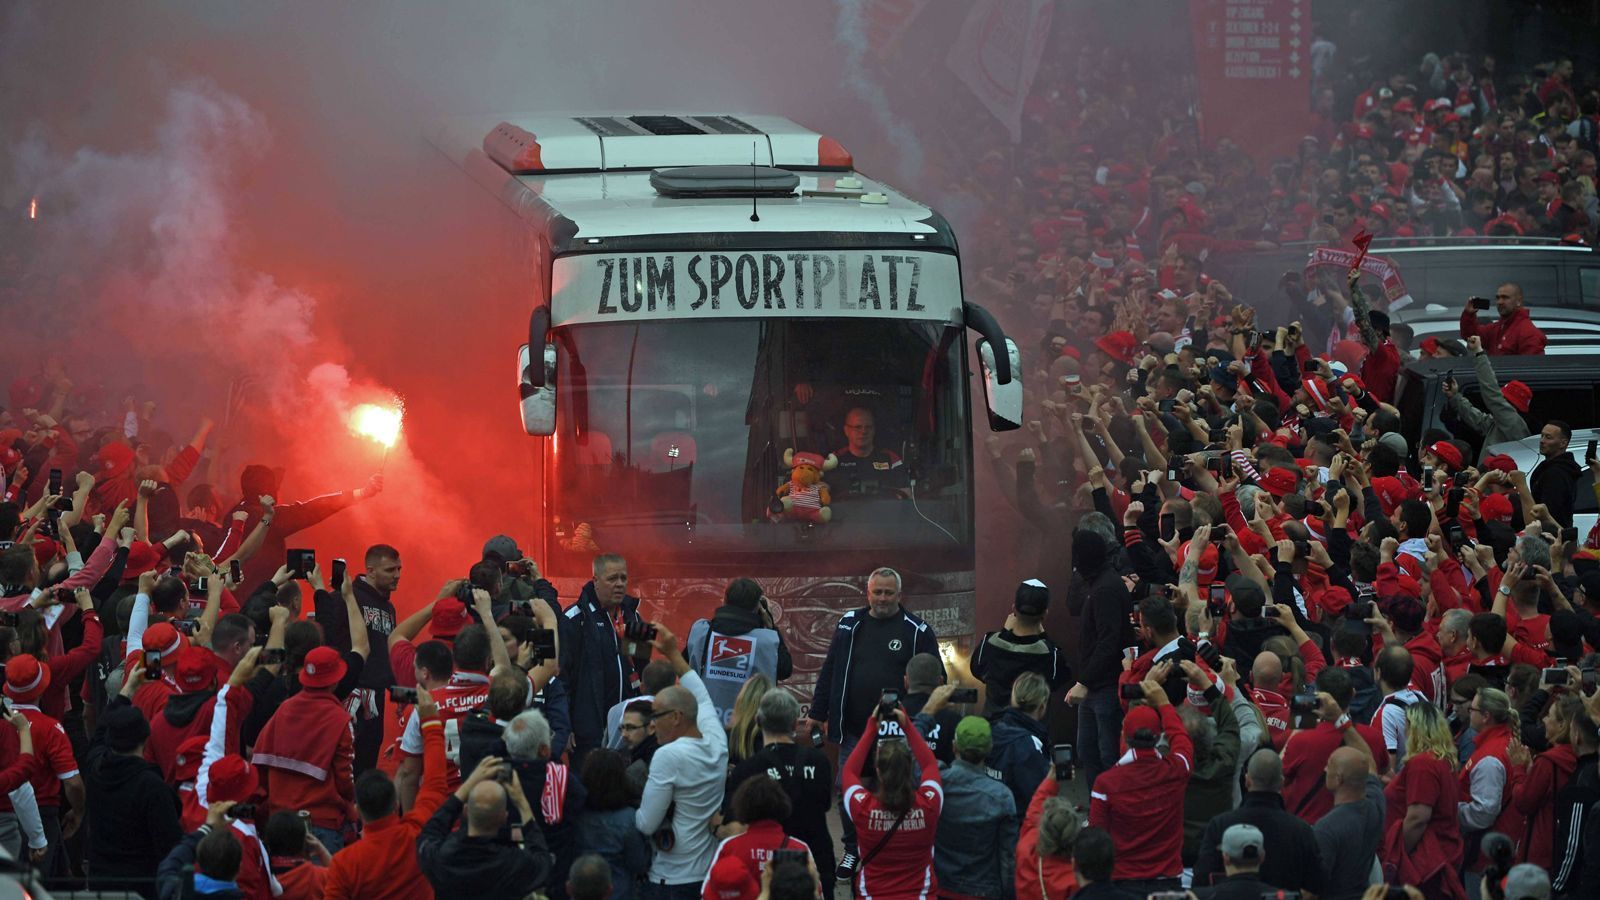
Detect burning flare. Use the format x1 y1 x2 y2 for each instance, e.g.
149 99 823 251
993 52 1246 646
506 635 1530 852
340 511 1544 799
350 402 403 449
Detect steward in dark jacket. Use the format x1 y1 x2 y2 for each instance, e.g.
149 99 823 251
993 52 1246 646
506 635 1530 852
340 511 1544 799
985 705 1052 815
1531 447 1583 528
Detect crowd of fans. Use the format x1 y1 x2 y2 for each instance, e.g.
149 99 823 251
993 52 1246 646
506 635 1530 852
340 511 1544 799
8 12 1600 900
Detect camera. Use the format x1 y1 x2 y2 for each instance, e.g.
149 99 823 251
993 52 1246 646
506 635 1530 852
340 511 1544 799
1051 743 1075 781
878 689 901 719
949 687 978 704
623 619 658 643
388 686 418 704
225 803 257 820
286 549 315 578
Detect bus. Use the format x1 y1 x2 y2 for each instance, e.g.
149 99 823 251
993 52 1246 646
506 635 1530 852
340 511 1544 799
431 113 1020 698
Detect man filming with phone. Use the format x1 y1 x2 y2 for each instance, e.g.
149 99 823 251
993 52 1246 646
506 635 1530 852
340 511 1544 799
1442 335 1533 461
312 544 398 777
1458 283 1547 356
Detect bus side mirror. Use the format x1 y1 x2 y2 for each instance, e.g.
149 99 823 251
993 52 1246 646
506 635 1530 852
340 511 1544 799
979 338 1022 432
518 342 557 435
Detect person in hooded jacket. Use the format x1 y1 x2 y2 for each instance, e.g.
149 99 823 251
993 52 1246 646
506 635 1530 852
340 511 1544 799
1064 527 1135 791
85 663 185 895
228 463 383 589
313 543 397 774
560 553 648 771
984 672 1054 816
686 577 791 726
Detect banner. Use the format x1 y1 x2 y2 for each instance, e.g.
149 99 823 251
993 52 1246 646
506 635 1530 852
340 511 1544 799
1189 0 1311 165
551 250 963 325
1303 247 1413 311
945 0 1055 143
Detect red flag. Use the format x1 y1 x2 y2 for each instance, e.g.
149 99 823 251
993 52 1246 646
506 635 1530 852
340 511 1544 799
1352 230 1374 267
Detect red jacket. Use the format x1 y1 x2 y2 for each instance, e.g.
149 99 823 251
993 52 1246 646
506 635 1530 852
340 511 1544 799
324 716 447 900
1381 752 1467 900
40 610 101 720
0 705 77 810
701 820 811 900
1511 743 1577 871
1282 721 1389 823
148 688 249 784
255 687 355 830
1016 774 1077 900
1459 723 1526 870
87 444 201 516
1460 306 1547 355
1362 339 1402 405
270 856 328 900
843 719 942 899
1087 704 1194 881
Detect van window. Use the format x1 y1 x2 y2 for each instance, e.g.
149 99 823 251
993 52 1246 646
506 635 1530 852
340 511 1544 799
1420 265 1559 308
1581 268 1600 306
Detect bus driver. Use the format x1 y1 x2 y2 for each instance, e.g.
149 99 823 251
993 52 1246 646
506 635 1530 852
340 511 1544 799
833 407 909 499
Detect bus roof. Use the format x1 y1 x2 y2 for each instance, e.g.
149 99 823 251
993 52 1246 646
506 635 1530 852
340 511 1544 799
432 113 955 254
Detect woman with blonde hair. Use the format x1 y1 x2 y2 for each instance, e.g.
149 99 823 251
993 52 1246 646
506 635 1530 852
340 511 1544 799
1381 702 1466 900
725 673 772 768
1508 692 1585 870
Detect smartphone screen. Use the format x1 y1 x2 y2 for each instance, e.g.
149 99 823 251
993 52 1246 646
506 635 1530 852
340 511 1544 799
1471 296 1491 310
331 558 347 590
1588 439 1598 463
47 468 62 495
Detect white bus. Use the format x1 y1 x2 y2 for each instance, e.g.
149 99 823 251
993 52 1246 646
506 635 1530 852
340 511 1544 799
432 113 1020 693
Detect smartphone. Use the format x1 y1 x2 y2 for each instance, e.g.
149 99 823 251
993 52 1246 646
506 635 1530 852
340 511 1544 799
225 803 256 820
1445 488 1464 520
1208 427 1226 444
1119 683 1145 699
1302 359 1320 373
1123 645 1140 663
1588 439 1598 463
1443 374 1458 393
287 548 314 578
1206 583 1227 619
1166 463 1181 482
173 618 197 636
528 628 557 661
1212 524 1231 542
1470 296 1492 310
1345 600 1374 621
1263 607 1282 618
229 559 241 584
331 558 347 591
1562 527 1579 544
878 689 901 718
1159 513 1177 542
260 647 287 666
1289 688 1320 714
1293 539 1311 559
949 687 978 704
47 468 62 496
772 848 810 868
388 685 418 704
1543 668 1571 686
195 575 209 595
496 766 514 785
166 566 183 581
1220 454 1233 478
1051 743 1076 781
143 650 162 677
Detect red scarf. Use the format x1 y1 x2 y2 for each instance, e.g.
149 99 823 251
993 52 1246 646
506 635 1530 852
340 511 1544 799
254 688 352 781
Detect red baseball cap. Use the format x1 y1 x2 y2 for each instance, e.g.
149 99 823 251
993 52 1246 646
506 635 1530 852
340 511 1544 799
142 623 188 659
1425 441 1464 471
1122 705 1162 746
1261 468 1300 498
175 646 216 693
1479 493 1515 523
206 754 258 804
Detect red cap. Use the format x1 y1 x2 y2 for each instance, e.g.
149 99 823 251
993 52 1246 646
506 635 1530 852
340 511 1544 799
1179 540 1220 585
142 623 188 659
431 599 473 640
1502 381 1532 413
94 442 135 481
300 646 347 689
1058 345 1081 361
1094 330 1138 366
1122 704 1162 743
32 537 59 570
1420 336 1441 355
789 451 826 471
1393 98 1416 114
1482 454 1517 473
175 646 216 693
1371 476 1407 516
4 655 50 703
1538 171 1561 184
705 855 760 900
206 754 258 804
1479 493 1515 523
1261 468 1300 498
173 736 210 783
1426 441 1464 471
1301 376 1332 412
123 541 166 580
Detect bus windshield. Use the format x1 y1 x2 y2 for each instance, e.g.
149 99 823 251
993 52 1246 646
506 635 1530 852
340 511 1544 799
548 318 972 572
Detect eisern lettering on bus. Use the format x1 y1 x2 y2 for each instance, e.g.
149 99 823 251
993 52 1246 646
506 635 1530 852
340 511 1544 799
593 251 928 316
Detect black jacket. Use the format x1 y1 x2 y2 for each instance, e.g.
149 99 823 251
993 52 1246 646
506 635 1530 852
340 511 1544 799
87 696 185 880
1193 791 1325 895
1077 565 1134 691
1552 752 1600 895
700 604 793 679
315 578 396 689
807 604 940 741
1197 872 1283 899
559 581 646 750
970 627 1070 714
1220 617 1287 673
417 795 554 899
1531 451 1584 528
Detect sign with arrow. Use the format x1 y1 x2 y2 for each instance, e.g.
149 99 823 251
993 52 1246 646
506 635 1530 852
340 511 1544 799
1188 0 1312 165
